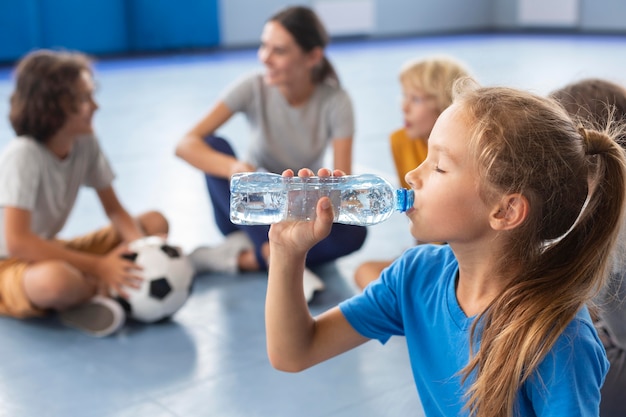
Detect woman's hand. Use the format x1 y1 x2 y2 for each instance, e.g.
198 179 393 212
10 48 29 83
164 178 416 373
268 168 344 257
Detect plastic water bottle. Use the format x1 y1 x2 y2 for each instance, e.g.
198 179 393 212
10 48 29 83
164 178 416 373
229 172 414 226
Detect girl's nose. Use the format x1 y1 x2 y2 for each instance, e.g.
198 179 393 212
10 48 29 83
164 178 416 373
405 164 422 189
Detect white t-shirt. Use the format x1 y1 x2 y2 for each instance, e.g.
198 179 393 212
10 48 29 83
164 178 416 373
0 135 114 257
221 72 355 173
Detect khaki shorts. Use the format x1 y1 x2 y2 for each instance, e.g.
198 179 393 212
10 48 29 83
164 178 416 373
0 225 122 319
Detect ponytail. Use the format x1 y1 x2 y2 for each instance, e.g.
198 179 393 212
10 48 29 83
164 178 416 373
312 56 339 86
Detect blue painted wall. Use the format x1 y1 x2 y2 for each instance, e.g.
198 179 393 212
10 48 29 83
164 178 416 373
128 0 220 51
39 0 128 54
2 0 625 64
0 0 40 62
0 0 220 63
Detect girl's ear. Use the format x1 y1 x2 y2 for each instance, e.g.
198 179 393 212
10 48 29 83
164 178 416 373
490 193 528 231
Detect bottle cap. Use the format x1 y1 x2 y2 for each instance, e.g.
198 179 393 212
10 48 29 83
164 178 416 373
395 189 414 212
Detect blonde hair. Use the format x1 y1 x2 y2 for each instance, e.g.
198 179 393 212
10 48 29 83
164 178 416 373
455 84 626 417
399 56 470 112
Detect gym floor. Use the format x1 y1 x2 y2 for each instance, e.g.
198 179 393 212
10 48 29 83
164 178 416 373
0 32 625 416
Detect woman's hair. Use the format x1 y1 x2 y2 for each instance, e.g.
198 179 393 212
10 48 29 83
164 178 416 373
269 6 338 85
456 83 626 417
9 49 93 143
399 56 470 113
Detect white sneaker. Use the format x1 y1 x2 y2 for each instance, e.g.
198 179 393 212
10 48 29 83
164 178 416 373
59 295 125 337
303 268 325 302
189 231 254 274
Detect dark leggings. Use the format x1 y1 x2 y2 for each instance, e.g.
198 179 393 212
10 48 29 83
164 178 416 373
203 135 367 270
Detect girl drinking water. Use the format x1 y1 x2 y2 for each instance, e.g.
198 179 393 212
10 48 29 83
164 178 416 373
265 82 625 416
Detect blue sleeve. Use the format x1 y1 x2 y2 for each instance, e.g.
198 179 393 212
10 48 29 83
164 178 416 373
523 315 608 416
339 258 407 344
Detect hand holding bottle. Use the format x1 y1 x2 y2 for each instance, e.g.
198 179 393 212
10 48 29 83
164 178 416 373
268 168 338 258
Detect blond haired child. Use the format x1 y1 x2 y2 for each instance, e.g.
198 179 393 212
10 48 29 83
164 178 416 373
354 56 470 289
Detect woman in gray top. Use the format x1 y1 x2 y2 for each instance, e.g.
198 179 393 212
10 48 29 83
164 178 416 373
551 78 626 417
176 6 366 300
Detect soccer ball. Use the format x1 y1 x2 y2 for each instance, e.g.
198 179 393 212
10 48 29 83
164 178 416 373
118 236 195 323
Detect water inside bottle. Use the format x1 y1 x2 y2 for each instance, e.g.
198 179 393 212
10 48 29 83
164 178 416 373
230 174 286 224
231 189 286 224
336 186 395 225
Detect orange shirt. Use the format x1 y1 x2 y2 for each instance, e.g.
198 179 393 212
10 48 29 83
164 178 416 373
389 128 428 189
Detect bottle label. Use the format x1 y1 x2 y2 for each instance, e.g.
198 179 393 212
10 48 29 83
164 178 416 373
286 186 342 221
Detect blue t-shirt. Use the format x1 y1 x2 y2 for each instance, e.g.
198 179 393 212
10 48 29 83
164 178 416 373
340 244 608 416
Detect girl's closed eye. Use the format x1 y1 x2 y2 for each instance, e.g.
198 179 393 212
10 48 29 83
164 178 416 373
434 164 446 173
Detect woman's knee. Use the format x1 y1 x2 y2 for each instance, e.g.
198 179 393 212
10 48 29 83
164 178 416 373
204 135 235 157
351 226 368 250
336 225 368 254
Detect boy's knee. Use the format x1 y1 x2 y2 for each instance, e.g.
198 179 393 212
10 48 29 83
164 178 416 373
138 210 169 236
204 135 234 156
23 261 86 309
